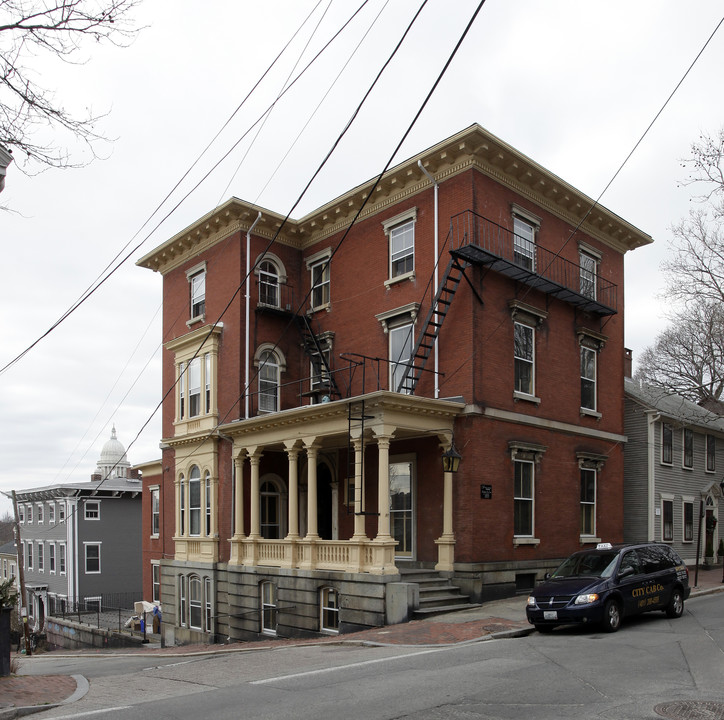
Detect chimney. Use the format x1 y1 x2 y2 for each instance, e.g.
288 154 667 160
624 348 633 379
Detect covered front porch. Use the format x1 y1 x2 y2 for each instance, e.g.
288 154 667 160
220 391 465 576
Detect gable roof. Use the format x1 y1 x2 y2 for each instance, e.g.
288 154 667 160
625 377 724 434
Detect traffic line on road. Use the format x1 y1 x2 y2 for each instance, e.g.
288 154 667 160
251 644 466 685
50 706 131 718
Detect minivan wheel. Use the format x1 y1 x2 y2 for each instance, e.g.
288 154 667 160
602 599 621 632
666 588 684 618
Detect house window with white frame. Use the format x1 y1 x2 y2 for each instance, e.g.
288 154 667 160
37 542 43 572
189 466 201 537
258 349 280 413
49 543 56 573
580 346 597 412
514 322 534 396
309 257 330 310
26 542 32 570
514 460 534 537
258 260 280 308
179 576 187 626
662 498 674 542
706 434 715 472
85 501 100 520
152 562 160 603
189 267 206 320
580 468 596 536
189 575 202 630
390 322 414 394
59 544 66 574
59 503 65 523
48 504 55 524
662 423 673 464
513 216 536 271
320 587 339 633
205 577 213 633
179 474 186 534
188 357 201 417
683 428 694 469
85 543 101 573
26 505 32 524
37 504 43 523
205 472 211 536
261 581 278 636
390 220 414 279
18 506 24 524
683 500 694 542
579 250 597 300
151 488 160 537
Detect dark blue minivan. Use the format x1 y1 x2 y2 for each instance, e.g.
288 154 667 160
526 542 690 633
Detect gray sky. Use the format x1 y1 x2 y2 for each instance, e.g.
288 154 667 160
2 0 724 515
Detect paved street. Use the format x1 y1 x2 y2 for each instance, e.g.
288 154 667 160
10 591 723 720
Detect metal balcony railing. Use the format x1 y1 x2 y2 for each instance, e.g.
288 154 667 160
450 210 617 315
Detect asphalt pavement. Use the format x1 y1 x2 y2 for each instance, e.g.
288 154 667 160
2 569 722 719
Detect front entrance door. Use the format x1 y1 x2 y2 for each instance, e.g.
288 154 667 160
390 459 414 558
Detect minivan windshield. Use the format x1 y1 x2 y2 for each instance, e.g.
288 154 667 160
551 551 618 579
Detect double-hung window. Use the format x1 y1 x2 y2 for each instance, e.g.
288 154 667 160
662 498 674 541
579 250 598 300
390 220 414 278
513 217 536 271
390 322 414 394
59 544 66 574
37 504 43 524
188 357 201 417
189 466 201 537
261 581 278 636
683 500 694 542
580 346 597 411
258 260 279 307
37 543 44 572
706 434 715 472
152 563 160 603
514 322 534 396
27 543 32 570
85 501 100 520
189 268 206 320
310 259 330 309
320 587 340 633
683 428 694 469
151 488 160 536
258 350 280 413
514 460 534 537
85 543 101 574
580 469 596 536
205 472 211 536
661 423 673 464
49 544 56 573
189 576 202 630
48 504 55 524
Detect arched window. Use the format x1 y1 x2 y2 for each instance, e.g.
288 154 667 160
205 471 211 536
261 480 281 539
189 466 201 536
260 581 277 636
258 350 280 413
189 575 202 629
258 260 279 308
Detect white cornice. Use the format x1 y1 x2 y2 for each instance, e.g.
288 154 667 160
138 125 653 275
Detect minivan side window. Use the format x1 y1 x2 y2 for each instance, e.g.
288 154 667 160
619 551 641 575
638 545 669 573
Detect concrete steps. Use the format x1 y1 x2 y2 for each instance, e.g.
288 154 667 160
398 568 481 618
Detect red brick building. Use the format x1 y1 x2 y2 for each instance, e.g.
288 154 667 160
138 124 651 644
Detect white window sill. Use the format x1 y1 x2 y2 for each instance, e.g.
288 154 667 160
384 271 415 288
310 303 331 313
513 537 540 547
580 408 602 419
186 314 205 328
513 391 541 405
579 536 601 545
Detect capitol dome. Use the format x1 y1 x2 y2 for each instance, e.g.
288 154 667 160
96 425 131 479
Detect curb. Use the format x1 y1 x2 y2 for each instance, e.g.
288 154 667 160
0 674 88 720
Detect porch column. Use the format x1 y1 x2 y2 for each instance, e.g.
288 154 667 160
248 447 263 539
435 443 456 571
285 440 301 539
304 441 320 539
375 434 393 540
233 453 245 538
352 438 367 540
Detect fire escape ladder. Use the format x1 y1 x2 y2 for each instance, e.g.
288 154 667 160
396 256 467 395
294 313 342 398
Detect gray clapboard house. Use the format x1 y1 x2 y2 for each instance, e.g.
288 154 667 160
15 428 142 630
624 377 724 566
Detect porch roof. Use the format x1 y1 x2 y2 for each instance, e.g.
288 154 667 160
216 390 466 452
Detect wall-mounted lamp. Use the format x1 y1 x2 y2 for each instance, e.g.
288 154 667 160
442 442 462 474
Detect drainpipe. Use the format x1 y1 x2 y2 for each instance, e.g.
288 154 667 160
645 411 660 541
418 160 439 398
245 212 262 419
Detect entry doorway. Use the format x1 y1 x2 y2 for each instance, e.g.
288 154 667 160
390 457 415 559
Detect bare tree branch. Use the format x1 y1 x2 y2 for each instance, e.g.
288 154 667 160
0 0 140 172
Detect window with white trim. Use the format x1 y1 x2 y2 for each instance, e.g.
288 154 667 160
37 504 43 524
59 504 65 523
85 501 100 520
152 562 160 603
205 471 211 536
189 267 206 320
37 542 43 572
18 506 24 523
390 322 414 394
188 357 201 417
258 260 280 308
59 544 66 574
662 498 674 542
683 500 694 542
579 250 597 300
261 581 278 636
514 460 534 537
580 346 597 412
257 349 281 413
189 575 202 630
307 249 331 310
513 216 536 271
706 434 715 472
49 543 56 573
179 576 187 626
26 505 32 524
85 543 101 574
205 577 213 633
189 466 201 537
48 504 55 524
580 468 596 537
514 322 534 396
662 423 673 465
151 487 160 537
682 428 693 469
26 542 32 570
390 221 414 278
320 587 339 633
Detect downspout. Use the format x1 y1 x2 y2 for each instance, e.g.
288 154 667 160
645 411 660 542
245 212 263 419
418 161 439 398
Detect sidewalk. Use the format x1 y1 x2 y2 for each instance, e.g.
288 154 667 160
2 572 722 718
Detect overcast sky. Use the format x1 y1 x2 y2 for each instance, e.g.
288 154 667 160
2 0 723 515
